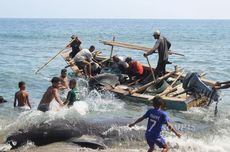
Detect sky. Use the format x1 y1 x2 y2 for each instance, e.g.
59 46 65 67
0 0 229 19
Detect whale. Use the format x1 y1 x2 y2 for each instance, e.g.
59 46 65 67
4 118 140 150
88 73 128 90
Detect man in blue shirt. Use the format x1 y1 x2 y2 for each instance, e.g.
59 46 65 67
129 96 181 152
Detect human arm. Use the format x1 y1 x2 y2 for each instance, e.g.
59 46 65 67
26 92 32 108
166 39 171 50
64 91 71 105
213 81 230 90
129 116 146 128
144 40 160 57
217 81 230 85
53 89 64 107
14 93 17 107
214 84 230 90
166 122 181 138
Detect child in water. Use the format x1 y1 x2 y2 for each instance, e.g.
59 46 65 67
129 96 181 152
14 81 31 109
64 79 80 106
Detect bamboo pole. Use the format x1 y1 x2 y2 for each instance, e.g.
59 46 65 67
35 38 75 74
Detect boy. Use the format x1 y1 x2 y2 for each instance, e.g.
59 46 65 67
60 69 69 89
129 96 181 152
64 79 80 106
38 77 64 112
14 81 32 109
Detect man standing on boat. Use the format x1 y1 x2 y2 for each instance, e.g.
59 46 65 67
144 30 171 78
68 35 82 58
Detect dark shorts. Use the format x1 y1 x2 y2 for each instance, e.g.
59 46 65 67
75 61 86 70
37 103 50 112
145 135 166 149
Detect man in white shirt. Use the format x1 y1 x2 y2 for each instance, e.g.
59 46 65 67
73 45 97 78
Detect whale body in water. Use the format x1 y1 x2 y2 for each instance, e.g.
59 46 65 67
5 118 140 150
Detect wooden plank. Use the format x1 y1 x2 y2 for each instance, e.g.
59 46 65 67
100 40 184 56
60 50 81 74
130 70 176 94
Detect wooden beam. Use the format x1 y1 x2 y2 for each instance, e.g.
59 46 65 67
130 70 176 94
100 40 185 56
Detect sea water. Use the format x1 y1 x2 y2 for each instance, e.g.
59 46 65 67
0 19 230 152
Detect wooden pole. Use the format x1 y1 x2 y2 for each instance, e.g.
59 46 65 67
100 40 185 57
130 70 176 94
145 56 156 83
35 38 75 74
109 37 116 61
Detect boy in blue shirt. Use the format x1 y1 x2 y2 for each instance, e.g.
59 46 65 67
129 96 181 152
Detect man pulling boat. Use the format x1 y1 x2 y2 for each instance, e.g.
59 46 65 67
37 77 64 112
144 30 171 78
69 45 101 78
68 35 82 58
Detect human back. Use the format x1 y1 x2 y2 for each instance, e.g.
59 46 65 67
74 48 93 63
144 108 168 138
14 81 31 108
15 91 27 106
157 36 170 63
39 86 55 105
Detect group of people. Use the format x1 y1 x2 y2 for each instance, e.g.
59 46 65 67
66 35 101 78
66 30 172 82
111 55 144 81
4 31 230 152
12 69 80 112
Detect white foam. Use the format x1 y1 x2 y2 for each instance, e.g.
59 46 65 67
71 101 89 115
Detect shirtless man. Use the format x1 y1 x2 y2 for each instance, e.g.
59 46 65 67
37 77 64 112
14 81 32 109
60 69 69 89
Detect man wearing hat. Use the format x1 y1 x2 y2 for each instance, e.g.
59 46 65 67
144 30 171 77
69 35 82 58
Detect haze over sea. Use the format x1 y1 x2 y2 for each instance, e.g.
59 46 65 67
0 19 230 152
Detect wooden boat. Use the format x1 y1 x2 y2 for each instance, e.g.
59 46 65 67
60 39 218 111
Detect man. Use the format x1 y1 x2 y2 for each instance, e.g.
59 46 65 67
38 77 64 112
129 96 181 152
144 30 171 77
14 81 32 109
69 35 82 58
213 81 230 90
73 45 98 78
60 69 69 89
64 79 80 107
125 57 144 80
112 55 129 74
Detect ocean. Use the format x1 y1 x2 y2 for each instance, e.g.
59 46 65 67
0 19 230 152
